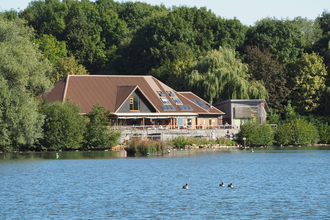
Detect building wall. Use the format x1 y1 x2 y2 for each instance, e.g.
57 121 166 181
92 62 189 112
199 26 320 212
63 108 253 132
214 100 268 127
117 90 156 113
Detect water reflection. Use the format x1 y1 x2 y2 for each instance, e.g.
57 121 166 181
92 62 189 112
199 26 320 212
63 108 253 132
0 145 329 161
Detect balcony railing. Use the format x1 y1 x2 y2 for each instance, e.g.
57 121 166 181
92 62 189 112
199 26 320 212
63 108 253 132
110 124 237 131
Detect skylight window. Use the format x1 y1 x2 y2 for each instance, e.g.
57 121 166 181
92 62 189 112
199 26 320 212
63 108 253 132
172 98 182 104
166 91 175 97
157 91 165 96
160 98 170 104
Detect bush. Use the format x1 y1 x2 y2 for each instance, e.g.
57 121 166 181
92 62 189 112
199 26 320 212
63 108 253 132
318 123 330 144
169 136 192 148
236 121 274 146
126 139 166 155
275 118 319 145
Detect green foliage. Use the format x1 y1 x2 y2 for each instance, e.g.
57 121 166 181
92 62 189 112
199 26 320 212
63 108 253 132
274 122 293 146
186 47 268 102
318 122 330 144
0 17 53 151
168 136 234 148
246 18 304 66
83 103 121 150
267 108 281 125
236 121 274 146
115 6 247 75
284 101 299 121
39 101 87 150
291 118 319 145
316 10 330 35
0 17 53 94
51 56 88 83
169 136 192 148
244 46 289 113
276 118 319 145
35 34 67 64
291 52 327 114
20 0 127 73
291 16 322 51
126 139 165 155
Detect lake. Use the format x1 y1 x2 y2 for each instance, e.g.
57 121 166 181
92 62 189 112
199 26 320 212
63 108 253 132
1 147 330 219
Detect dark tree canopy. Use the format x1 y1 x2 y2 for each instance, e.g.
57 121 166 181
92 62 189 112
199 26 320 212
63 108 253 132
244 46 289 113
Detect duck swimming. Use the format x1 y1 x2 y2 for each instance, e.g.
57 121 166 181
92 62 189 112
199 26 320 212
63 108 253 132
182 183 189 189
228 183 234 188
219 182 225 187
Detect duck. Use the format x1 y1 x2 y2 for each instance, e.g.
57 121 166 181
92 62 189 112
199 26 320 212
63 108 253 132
219 182 225 187
228 183 234 188
182 183 189 189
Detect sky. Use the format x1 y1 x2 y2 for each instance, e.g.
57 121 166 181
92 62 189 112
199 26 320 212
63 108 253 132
0 0 329 26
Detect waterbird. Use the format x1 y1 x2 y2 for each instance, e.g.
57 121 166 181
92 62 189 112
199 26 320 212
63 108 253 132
182 183 189 189
219 182 225 187
228 183 234 188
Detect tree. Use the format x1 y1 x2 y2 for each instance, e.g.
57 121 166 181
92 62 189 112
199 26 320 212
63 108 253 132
318 122 330 144
291 52 327 114
185 47 268 103
244 46 289 113
291 16 322 51
39 101 87 150
51 56 88 84
316 10 330 35
246 18 304 66
114 6 247 75
0 17 53 151
83 103 121 150
236 121 274 146
34 34 67 64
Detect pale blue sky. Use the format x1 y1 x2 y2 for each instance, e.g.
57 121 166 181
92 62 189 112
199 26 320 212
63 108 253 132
1 0 329 26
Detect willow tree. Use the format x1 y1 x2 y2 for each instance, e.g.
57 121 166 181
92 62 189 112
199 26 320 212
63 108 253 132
185 47 268 103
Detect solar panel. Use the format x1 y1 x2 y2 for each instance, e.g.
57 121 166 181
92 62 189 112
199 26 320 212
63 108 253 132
160 105 176 111
178 105 193 111
191 100 209 110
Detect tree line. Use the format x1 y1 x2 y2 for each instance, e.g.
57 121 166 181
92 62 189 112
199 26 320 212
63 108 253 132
1 1 330 150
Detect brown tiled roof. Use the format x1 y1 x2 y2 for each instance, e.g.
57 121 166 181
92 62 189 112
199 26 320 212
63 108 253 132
42 75 225 116
179 92 224 114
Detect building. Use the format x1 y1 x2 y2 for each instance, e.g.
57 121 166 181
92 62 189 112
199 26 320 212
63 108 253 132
41 75 225 129
213 99 270 128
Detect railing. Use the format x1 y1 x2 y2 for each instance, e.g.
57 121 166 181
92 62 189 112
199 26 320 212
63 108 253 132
111 124 238 131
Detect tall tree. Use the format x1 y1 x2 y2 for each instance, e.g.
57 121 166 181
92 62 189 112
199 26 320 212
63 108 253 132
185 47 268 103
291 16 322 52
291 52 327 114
246 18 304 66
244 46 289 113
115 6 247 75
35 34 67 64
0 17 52 151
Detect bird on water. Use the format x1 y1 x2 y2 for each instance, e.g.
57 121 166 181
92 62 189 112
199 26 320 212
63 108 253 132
182 183 189 189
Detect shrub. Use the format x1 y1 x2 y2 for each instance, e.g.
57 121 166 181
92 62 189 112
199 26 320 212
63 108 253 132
126 139 166 155
236 121 274 146
169 136 192 148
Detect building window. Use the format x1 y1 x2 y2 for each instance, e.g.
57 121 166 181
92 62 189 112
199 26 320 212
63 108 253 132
157 91 165 96
160 98 170 104
166 91 175 96
172 98 182 104
130 96 139 111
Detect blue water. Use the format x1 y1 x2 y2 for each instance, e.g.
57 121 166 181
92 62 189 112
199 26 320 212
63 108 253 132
1 149 329 219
